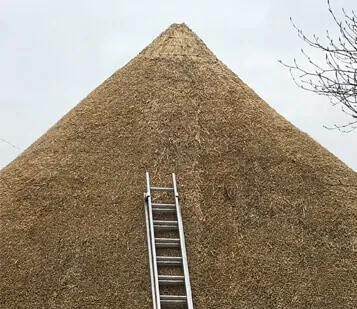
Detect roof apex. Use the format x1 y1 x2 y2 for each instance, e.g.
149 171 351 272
138 22 218 61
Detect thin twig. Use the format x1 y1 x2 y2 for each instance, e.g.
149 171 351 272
0 138 21 151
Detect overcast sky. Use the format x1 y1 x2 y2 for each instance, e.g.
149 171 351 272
1 0 356 171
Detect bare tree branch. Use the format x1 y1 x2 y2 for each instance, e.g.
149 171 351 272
279 0 357 131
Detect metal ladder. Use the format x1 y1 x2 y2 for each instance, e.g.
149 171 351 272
144 172 194 309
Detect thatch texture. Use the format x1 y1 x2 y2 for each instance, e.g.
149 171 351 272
1 23 357 309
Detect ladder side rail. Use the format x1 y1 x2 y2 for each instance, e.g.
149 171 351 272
145 172 161 309
144 196 157 309
172 173 194 309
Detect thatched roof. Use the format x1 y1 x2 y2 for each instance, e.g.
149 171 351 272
1 23 357 309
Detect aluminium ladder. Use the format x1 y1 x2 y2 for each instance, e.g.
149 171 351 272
144 172 194 309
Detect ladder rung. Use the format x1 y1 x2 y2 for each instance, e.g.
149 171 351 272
152 203 176 213
151 187 174 191
152 203 176 208
152 208 176 213
154 225 178 231
157 256 182 266
158 275 185 285
153 220 177 225
160 295 187 304
153 220 178 230
155 238 180 248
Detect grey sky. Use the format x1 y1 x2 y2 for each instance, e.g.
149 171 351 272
1 0 356 170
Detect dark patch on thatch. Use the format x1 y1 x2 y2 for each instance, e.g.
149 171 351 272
1 23 357 308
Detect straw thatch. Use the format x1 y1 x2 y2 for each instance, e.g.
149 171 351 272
1 23 357 309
